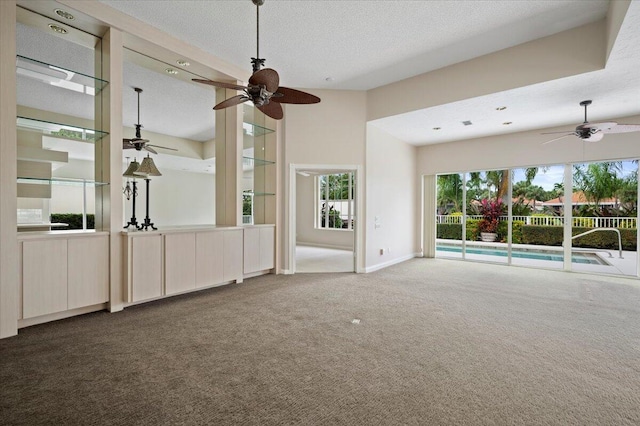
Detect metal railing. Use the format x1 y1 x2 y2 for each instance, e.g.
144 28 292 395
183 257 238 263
571 228 623 258
436 215 637 228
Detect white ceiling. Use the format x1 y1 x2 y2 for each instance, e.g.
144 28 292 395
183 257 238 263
18 0 640 152
96 0 640 147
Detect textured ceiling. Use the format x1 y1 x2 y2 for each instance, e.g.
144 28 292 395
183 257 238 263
18 0 640 152
99 0 609 90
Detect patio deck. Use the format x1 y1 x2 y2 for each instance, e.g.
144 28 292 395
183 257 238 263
436 239 638 277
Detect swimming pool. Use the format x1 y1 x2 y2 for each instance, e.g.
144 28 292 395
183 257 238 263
437 244 609 265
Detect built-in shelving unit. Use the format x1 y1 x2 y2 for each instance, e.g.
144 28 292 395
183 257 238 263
17 116 109 142
15 22 108 234
242 108 276 224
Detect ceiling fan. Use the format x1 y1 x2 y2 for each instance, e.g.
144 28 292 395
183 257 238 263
542 100 640 144
192 0 320 120
123 87 177 154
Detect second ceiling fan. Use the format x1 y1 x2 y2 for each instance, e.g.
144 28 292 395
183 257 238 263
193 0 320 120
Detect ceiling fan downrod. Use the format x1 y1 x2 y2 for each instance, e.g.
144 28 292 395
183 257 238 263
580 99 592 124
251 0 266 73
134 87 143 138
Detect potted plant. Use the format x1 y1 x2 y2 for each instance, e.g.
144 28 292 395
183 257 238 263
478 198 503 242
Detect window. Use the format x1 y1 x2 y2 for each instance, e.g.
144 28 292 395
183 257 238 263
316 173 355 230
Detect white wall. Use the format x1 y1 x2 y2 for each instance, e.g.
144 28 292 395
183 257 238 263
366 124 418 271
282 89 367 271
417 113 640 175
295 173 354 250
126 168 215 228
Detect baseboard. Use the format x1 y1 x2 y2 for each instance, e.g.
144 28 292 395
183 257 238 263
18 303 108 329
282 269 294 275
364 253 420 273
296 242 353 251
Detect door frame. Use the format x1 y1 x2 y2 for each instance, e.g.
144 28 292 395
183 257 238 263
288 164 364 274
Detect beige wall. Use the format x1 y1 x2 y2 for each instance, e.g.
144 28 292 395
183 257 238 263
367 20 606 122
282 89 367 271
417 113 640 176
366 124 419 270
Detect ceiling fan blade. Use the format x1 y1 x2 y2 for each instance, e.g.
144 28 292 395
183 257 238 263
541 130 575 135
147 144 178 152
143 145 158 155
192 79 247 91
542 133 576 145
271 87 321 104
601 124 640 134
249 68 279 93
123 140 135 149
257 102 284 120
213 95 250 110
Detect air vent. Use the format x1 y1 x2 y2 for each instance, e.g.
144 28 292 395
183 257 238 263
462 120 473 126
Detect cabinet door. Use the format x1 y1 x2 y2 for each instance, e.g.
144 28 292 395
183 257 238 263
243 227 260 274
259 227 275 271
132 235 162 302
223 229 243 282
23 239 68 318
68 236 109 309
195 231 224 288
165 233 196 295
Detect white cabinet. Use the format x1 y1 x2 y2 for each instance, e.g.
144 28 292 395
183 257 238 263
165 233 196 295
124 227 246 305
21 234 109 319
131 235 162 302
224 229 244 281
243 225 275 274
195 231 224 288
68 236 109 309
259 226 275 271
22 239 67 318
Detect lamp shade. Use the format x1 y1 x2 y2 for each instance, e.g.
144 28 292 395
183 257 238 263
135 155 162 177
122 158 141 178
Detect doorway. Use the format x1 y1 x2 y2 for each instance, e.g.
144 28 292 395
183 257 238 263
289 165 363 273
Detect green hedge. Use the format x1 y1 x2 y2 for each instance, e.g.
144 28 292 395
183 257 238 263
522 226 636 250
437 223 635 250
50 213 95 230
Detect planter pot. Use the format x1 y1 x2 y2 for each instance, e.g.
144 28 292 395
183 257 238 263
480 232 497 242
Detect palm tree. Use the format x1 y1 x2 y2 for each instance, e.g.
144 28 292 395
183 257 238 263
437 174 463 213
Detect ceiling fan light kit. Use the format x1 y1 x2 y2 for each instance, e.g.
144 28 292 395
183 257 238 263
123 87 178 154
193 0 320 120
542 100 640 144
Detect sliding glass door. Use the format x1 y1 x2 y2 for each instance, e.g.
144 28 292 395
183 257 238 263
434 160 639 278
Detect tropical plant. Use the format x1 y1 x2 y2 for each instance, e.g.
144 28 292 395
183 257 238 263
477 198 504 233
320 203 342 228
437 174 463 213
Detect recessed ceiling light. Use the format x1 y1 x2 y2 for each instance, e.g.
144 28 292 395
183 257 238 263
325 77 334 82
496 106 507 111
165 68 179 75
54 9 75 20
503 121 512 125
176 60 190 67
462 120 472 126
433 127 441 130
48 24 67 34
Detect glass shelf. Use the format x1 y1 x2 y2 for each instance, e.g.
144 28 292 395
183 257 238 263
243 121 274 137
243 190 275 196
242 157 276 167
17 116 108 142
18 177 109 186
16 55 109 95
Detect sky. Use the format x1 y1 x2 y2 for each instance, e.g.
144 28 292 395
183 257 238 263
512 160 637 190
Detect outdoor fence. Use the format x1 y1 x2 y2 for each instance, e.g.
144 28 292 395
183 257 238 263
436 215 637 229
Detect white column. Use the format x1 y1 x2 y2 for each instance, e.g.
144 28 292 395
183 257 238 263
0 0 18 338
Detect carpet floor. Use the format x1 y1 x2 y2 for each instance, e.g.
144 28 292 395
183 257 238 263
1 259 639 425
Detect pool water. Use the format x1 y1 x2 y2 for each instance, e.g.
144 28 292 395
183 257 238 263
437 245 608 265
